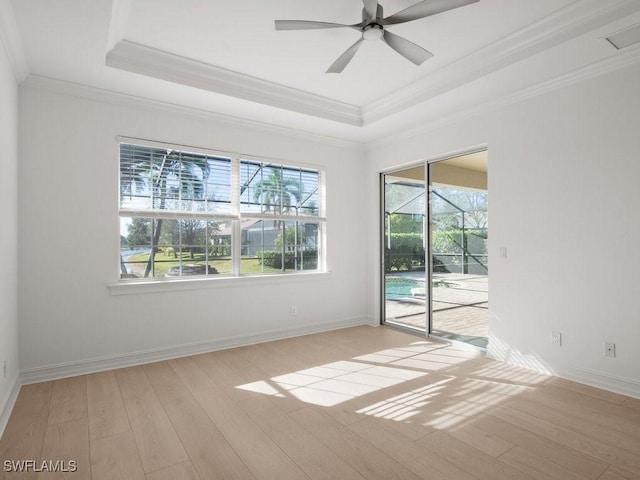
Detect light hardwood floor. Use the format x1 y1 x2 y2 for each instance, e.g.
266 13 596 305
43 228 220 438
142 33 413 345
2 326 640 479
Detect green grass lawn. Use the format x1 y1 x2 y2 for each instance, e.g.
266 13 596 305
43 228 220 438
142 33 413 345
124 251 281 277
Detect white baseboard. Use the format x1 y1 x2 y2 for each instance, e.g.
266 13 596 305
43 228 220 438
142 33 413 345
0 376 21 438
488 349 640 400
556 365 640 400
20 317 370 384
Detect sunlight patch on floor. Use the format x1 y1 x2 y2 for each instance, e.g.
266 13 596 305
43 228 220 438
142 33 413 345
236 357 429 407
235 339 534 416
356 378 453 421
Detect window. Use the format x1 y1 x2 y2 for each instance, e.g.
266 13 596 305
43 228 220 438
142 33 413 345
119 139 325 280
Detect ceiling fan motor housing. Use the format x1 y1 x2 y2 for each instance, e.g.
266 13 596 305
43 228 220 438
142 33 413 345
363 24 384 41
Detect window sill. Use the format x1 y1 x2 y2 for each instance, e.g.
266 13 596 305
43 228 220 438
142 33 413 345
108 271 332 296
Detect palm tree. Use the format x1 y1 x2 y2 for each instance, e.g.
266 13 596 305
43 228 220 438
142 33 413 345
252 168 302 221
120 145 210 277
252 169 303 270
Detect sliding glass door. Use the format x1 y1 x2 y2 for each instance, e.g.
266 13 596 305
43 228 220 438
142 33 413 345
382 167 427 332
428 152 489 348
382 151 489 348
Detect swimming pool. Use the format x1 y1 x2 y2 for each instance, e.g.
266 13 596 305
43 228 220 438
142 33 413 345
385 277 425 299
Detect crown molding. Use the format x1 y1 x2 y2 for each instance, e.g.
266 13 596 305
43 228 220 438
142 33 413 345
106 39 362 127
20 74 365 151
362 0 640 125
0 0 28 82
368 42 640 150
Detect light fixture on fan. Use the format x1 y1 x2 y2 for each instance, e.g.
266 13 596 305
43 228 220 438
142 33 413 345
362 24 384 41
275 0 479 73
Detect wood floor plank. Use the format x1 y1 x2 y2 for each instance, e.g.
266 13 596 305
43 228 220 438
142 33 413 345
513 384 640 440
290 407 422 480
490 404 640 474
146 461 200 480
548 377 628 405
115 366 188 473
320 371 445 429
448 421 514 458
144 361 255 480
292 334 358 363
38 418 90 480
419 430 534 480
500 394 640 459
86 370 130 440
348 417 467 480
171 352 306 419
231 344 356 412
90 430 146 480
470 413 608 479
0 383 52 480
166 356 217 395
193 348 265 387
621 397 640 412
188 382 310 480
598 465 639 480
47 376 87 425
498 446 596 480
190 348 285 405
232 341 307 378
239 394 367 480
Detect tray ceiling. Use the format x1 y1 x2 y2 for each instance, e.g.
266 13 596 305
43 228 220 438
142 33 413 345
8 0 640 142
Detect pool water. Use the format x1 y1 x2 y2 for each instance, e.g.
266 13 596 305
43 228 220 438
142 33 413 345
385 277 425 299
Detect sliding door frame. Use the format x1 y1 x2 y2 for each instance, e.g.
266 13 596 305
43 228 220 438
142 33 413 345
425 147 489 349
379 166 427 334
380 146 488 346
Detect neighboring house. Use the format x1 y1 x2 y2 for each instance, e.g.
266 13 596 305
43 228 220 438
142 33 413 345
217 219 318 256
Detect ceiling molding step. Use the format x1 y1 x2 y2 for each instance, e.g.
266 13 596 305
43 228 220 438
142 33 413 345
106 40 363 127
20 74 365 152
369 44 640 150
105 0 131 53
362 0 640 125
0 0 28 82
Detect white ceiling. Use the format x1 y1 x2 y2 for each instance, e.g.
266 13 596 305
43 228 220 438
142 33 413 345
8 0 640 143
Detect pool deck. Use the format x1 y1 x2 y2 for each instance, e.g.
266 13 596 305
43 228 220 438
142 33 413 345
385 272 488 348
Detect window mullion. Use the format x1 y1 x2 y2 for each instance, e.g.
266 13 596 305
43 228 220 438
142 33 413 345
233 220 241 276
232 156 241 276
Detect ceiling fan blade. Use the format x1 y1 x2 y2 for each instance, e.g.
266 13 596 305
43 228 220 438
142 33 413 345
275 20 358 31
382 31 433 65
326 38 365 73
362 0 379 21
381 0 479 25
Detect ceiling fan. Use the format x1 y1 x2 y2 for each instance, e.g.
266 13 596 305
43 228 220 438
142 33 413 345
275 0 479 73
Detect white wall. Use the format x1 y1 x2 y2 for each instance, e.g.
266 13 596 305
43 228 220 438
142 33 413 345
14 52 640 399
366 63 640 397
0 34 19 428
18 85 369 381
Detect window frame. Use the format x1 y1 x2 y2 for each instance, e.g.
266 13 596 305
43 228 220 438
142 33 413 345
116 136 326 287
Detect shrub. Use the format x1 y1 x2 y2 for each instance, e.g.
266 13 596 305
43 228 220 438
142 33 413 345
383 230 487 272
431 229 487 255
261 250 318 270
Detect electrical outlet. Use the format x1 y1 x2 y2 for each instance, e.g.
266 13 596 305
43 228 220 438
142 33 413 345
605 342 616 358
291 306 298 316
551 331 562 346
